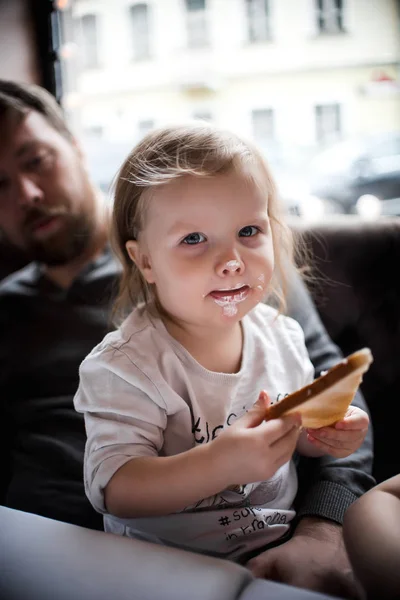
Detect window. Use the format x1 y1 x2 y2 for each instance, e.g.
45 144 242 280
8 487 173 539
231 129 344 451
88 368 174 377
185 0 209 48
83 126 103 139
192 110 212 122
130 4 151 60
316 0 344 34
315 103 341 144
246 0 270 43
138 119 154 138
77 14 99 69
251 108 275 146
58 0 400 221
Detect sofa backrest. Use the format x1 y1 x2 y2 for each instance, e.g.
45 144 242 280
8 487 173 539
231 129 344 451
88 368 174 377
295 217 400 484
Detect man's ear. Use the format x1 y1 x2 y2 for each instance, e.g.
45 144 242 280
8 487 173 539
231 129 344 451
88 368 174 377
125 240 155 284
71 136 90 169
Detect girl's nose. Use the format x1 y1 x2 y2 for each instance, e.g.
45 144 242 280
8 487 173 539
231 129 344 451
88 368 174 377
216 257 245 277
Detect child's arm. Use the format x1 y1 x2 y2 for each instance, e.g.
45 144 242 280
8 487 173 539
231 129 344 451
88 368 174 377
343 475 400 599
296 405 370 458
104 397 302 518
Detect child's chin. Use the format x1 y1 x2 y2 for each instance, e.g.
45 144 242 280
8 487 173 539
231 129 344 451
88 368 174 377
213 302 252 321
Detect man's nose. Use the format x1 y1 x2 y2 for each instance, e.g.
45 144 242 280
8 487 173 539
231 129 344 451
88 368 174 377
17 176 44 209
215 255 245 277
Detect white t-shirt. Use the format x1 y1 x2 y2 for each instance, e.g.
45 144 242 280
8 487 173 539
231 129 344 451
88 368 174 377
74 302 314 560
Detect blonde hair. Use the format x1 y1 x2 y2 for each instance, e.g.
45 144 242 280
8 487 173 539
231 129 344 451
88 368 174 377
111 123 297 323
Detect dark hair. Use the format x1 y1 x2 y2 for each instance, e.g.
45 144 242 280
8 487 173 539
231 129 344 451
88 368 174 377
0 80 73 141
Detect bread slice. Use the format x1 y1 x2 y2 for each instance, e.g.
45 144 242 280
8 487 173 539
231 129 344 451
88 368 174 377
264 348 373 428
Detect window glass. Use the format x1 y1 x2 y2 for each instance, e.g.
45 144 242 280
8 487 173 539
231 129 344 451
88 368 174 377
130 4 151 60
316 0 344 34
58 0 400 220
246 0 270 43
74 13 99 69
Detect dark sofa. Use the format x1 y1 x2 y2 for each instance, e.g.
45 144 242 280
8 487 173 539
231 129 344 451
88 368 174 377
1 216 399 600
295 216 400 484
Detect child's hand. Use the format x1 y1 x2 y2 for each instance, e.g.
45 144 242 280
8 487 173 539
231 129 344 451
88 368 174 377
305 406 370 458
212 391 302 486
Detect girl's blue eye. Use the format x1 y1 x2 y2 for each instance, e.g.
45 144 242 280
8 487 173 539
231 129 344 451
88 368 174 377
182 232 206 245
239 226 259 237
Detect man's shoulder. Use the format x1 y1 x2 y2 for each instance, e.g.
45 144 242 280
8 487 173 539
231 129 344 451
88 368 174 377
85 246 120 281
0 263 38 298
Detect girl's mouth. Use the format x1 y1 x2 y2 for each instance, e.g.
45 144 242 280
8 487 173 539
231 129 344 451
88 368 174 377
209 285 250 302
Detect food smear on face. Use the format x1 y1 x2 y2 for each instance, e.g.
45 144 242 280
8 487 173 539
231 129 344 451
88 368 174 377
225 260 241 271
256 273 266 293
211 286 249 317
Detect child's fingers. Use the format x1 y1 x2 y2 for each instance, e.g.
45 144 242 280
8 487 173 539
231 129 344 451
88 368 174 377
269 424 301 463
236 391 273 429
237 399 268 428
334 412 370 430
307 429 366 449
266 413 302 447
258 390 271 410
307 434 349 456
306 434 357 458
306 426 367 441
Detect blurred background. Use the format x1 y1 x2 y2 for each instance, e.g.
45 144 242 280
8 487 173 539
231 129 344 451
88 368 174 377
1 0 400 221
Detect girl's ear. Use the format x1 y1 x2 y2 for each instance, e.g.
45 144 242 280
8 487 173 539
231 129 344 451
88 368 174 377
125 240 155 284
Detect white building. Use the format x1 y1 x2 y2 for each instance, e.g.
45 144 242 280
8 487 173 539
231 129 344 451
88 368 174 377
60 0 400 184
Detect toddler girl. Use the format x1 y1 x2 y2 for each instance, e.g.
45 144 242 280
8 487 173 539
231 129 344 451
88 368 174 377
74 124 369 561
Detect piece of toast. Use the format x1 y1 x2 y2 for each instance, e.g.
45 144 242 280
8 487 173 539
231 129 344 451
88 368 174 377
264 348 373 428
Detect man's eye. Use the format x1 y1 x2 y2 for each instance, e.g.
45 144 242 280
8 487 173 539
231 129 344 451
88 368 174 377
28 156 44 169
0 178 9 192
26 152 52 171
182 232 206 245
239 226 259 237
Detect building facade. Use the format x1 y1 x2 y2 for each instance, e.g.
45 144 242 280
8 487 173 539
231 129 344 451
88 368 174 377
60 0 400 185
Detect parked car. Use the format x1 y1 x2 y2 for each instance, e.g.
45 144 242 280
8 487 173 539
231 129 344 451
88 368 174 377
275 172 340 221
309 132 400 215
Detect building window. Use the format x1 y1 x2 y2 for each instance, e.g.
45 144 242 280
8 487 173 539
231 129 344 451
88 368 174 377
83 126 103 139
130 4 151 60
192 110 212 122
316 0 344 34
77 14 99 69
185 0 209 48
251 108 275 147
315 103 341 144
138 119 154 138
246 0 270 43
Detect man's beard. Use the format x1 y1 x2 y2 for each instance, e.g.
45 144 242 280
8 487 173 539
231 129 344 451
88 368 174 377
15 207 96 267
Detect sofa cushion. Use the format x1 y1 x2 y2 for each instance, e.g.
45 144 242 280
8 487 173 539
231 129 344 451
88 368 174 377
295 218 400 483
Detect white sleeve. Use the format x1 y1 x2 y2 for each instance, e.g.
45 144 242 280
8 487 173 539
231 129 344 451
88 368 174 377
74 346 168 513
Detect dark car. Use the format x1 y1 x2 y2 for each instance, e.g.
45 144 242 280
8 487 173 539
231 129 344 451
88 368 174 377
309 132 400 215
